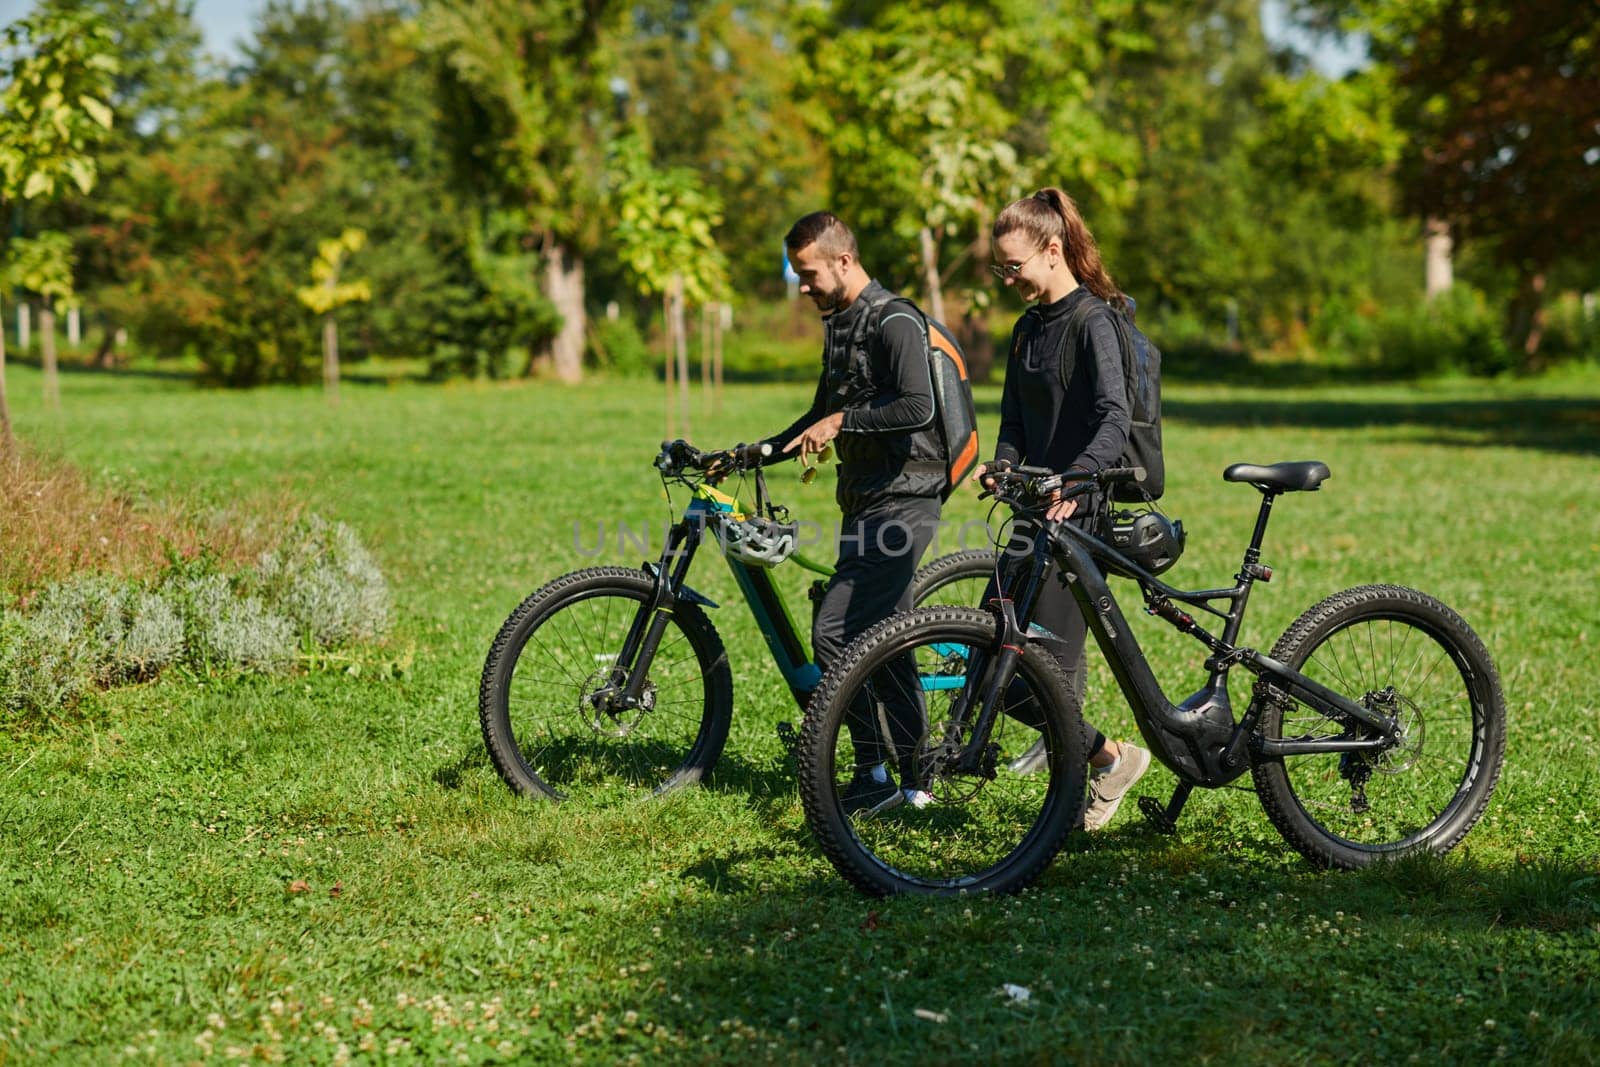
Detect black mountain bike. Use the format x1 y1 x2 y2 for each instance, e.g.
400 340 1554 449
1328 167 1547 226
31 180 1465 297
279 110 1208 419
796 462 1507 895
478 439 994 802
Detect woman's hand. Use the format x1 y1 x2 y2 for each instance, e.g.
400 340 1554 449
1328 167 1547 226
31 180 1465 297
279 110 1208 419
1044 492 1078 523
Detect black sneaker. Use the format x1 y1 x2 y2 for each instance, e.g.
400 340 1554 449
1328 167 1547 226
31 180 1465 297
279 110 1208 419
840 770 898 815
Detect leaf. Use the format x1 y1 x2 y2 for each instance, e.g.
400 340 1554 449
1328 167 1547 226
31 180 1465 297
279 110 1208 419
287 879 310 894
22 171 51 200
65 157 94 196
78 94 113 130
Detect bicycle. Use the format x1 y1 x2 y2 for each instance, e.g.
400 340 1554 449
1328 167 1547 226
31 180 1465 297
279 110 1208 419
479 439 996 801
796 461 1507 895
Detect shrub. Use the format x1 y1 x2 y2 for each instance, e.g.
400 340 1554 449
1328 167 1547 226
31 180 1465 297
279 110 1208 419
0 608 94 715
253 515 391 646
1539 292 1600 366
586 314 655 378
161 571 297 674
1373 286 1513 377
27 576 181 686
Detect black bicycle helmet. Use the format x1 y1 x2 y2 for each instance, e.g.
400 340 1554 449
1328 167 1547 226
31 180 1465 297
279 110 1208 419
1109 510 1186 576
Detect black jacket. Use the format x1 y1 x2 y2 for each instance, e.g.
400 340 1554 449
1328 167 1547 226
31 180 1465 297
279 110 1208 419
993 286 1130 476
763 281 942 517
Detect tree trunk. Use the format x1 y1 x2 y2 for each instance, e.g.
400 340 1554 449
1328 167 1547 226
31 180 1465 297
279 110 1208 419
918 226 946 325
93 326 118 369
41 298 58 409
543 243 585 383
1522 272 1547 364
67 306 80 346
958 215 995 382
0 296 11 446
700 304 711 412
1424 217 1454 302
957 306 995 384
672 273 691 440
323 313 340 406
663 290 675 438
713 302 726 414
18 302 30 354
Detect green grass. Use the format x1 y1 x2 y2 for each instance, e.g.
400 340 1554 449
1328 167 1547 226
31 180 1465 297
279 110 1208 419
2 362 1597 1064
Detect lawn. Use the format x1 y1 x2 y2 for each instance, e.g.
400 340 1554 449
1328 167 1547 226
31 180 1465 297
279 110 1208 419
2 361 1597 1064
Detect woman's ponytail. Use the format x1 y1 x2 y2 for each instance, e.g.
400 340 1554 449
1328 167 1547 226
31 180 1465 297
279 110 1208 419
995 187 1127 313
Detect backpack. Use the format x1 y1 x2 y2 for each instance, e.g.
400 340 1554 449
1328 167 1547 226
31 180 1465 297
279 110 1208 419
1065 296 1164 501
867 297 981 501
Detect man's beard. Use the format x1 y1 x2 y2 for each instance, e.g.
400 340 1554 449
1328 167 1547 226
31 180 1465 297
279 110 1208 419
811 279 848 312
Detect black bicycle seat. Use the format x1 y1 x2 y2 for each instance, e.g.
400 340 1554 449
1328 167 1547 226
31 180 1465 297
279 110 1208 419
1223 461 1331 493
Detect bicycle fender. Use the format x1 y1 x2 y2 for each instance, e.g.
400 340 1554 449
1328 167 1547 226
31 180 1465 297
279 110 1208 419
676 584 720 609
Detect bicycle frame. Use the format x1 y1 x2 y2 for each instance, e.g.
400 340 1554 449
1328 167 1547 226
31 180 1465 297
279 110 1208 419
610 480 835 714
950 489 1404 795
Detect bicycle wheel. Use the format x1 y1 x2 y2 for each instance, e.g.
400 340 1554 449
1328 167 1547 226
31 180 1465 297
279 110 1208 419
1251 584 1506 868
797 606 1088 896
479 567 734 801
912 549 999 609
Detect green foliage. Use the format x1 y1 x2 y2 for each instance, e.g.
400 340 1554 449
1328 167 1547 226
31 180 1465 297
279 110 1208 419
1373 286 1513 377
609 136 729 305
0 8 118 203
159 569 298 674
295 228 371 316
2 231 76 303
0 575 183 716
620 1 828 291
585 313 655 378
422 0 626 251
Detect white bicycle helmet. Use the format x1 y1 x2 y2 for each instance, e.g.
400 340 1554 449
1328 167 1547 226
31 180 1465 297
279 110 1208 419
715 514 798 568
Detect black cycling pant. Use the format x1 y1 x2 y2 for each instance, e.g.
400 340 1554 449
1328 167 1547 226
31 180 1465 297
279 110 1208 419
811 502 939 782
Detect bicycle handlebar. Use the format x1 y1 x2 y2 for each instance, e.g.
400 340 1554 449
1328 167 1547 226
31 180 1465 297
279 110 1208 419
979 464 1147 508
654 439 772 482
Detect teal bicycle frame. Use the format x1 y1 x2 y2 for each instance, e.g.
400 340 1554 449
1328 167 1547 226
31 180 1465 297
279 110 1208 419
625 479 835 709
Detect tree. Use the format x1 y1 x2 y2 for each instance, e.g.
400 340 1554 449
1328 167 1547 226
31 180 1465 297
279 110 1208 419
610 138 729 435
0 7 118 422
1297 0 1600 362
621 0 827 293
296 228 371 405
796 1 1134 379
424 0 630 382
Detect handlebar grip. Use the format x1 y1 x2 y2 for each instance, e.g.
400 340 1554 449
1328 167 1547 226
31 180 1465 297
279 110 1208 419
733 441 771 466
1099 466 1146 483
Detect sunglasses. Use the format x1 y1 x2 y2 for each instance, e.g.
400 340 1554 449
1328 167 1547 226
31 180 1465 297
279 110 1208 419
989 245 1045 280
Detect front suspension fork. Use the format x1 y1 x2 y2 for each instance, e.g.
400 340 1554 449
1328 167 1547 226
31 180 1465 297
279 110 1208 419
608 523 700 711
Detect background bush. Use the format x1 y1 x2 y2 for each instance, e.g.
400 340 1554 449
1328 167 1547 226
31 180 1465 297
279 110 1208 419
1373 286 1513 377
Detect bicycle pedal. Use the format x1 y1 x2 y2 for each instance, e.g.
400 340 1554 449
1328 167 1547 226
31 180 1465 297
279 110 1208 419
1138 794 1179 834
775 720 799 757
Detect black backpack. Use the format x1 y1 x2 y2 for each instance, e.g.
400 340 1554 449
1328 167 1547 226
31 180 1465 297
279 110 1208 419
1065 296 1164 501
866 297 981 501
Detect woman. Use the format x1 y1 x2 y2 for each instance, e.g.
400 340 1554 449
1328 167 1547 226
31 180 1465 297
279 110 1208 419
974 187 1151 831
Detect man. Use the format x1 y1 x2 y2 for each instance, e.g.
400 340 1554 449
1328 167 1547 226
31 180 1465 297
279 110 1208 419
760 212 943 813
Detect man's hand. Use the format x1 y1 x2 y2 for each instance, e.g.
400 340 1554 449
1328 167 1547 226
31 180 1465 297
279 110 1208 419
784 412 844 460
973 459 1011 492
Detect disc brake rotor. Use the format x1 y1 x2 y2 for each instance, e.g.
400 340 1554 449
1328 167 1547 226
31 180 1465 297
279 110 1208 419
579 668 654 738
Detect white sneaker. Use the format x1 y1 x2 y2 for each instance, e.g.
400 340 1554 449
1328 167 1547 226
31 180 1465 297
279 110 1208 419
1082 743 1151 831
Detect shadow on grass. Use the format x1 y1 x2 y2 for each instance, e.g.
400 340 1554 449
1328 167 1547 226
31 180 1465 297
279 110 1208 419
613 823 1599 1062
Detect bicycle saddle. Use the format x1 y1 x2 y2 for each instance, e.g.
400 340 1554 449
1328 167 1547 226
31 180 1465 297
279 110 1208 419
1223 461 1331 492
